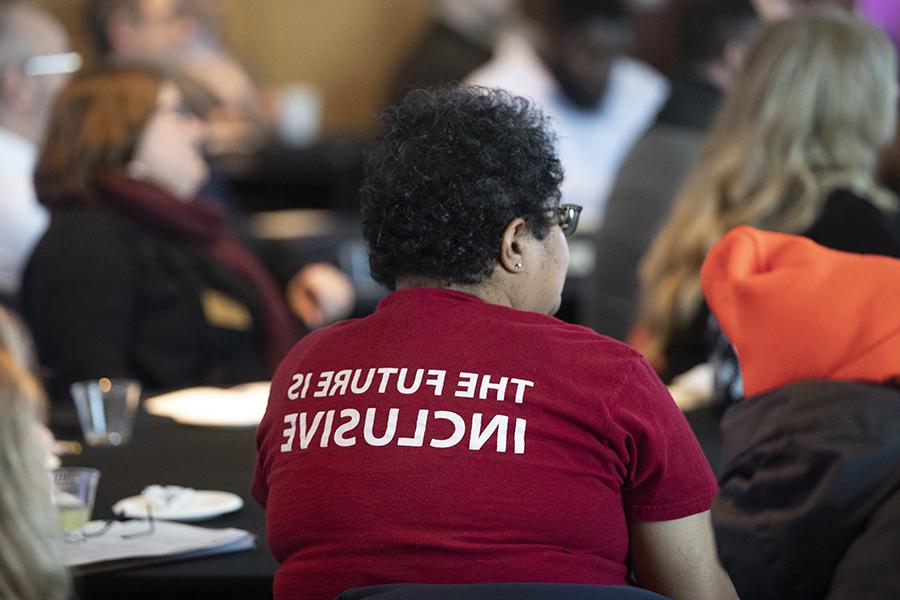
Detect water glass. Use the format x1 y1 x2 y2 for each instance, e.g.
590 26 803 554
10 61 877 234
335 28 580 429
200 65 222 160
70 378 141 446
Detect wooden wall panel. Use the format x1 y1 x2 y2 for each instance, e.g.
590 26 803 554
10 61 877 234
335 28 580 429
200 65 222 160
220 0 429 132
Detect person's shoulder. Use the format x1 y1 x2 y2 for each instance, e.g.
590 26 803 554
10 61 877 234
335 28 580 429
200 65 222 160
276 314 366 362
823 187 890 213
35 204 139 260
603 57 669 128
46 202 135 232
611 56 669 97
809 187 900 256
519 312 647 362
464 30 555 100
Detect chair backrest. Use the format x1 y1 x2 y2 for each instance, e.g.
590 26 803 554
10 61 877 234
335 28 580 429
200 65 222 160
336 583 671 600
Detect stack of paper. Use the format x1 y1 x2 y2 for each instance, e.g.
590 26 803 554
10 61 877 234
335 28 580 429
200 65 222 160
60 520 254 574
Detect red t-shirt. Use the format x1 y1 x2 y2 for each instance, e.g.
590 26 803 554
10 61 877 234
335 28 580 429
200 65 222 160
253 289 717 600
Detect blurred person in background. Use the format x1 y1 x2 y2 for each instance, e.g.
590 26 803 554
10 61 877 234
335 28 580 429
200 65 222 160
87 0 193 68
387 0 514 106
636 8 899 383
23 64 351 398
702 226 900 600
84 0 355 294
0 1 79 301
178 0 262 121
254 85 736 600
582 0 758 341
0 344 70 600
466 0 668 227
86 0 268 150
581 0 855 341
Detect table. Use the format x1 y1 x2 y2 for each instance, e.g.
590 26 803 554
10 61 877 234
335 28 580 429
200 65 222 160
52 404 277 599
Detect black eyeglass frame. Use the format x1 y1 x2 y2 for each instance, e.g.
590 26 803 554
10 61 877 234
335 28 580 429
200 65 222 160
81 505 156 540
554 203 582 237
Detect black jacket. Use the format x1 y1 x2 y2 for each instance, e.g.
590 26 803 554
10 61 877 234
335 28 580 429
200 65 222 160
23 203 268 395
714 380 900 600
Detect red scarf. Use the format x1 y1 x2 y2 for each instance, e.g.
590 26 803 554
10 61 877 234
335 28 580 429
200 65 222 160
93 175 301 373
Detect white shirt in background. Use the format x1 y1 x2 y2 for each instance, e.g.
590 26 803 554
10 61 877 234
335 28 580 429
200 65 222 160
466 31 669 227
0 128 47 295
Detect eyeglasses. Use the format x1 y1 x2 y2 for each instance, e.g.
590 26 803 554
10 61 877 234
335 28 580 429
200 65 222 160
22 52 82 77
81 505 156 540
553 203 582 237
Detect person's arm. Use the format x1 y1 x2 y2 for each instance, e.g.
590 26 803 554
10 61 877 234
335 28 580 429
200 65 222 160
629 511 739 600
286 262 355 328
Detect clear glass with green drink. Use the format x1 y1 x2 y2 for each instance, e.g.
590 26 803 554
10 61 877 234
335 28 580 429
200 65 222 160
50 467 100 542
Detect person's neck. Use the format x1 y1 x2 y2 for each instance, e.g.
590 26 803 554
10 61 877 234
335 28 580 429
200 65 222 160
395 276 514 309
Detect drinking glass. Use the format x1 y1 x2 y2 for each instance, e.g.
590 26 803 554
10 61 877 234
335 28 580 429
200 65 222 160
50 467 100 542
70 378 141 446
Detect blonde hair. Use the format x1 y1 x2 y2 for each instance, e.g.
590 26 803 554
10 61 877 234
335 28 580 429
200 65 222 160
638 7 898 369
0 306 38 374
0 320 70 599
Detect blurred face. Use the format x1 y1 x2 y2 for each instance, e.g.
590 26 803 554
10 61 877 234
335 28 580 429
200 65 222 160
132 82 208 200
542 18 630 109
0 6 75 141
115 0 195 65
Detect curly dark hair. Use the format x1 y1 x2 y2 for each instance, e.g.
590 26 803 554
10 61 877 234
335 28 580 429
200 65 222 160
361 85 564 290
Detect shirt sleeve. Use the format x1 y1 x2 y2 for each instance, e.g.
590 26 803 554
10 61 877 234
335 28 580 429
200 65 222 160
604 355 718 522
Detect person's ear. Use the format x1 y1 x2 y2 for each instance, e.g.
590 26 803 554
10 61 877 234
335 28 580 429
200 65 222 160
499 217 528 274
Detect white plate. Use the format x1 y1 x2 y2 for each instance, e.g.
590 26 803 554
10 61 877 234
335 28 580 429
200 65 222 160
144 382 270 428
112 491 244 522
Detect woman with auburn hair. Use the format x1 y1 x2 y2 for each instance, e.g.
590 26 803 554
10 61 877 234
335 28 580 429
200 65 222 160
23 64 350 395
0 349 70 600
637 7 900 380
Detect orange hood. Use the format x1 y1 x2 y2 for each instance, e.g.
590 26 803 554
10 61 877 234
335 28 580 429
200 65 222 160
701 226 900 397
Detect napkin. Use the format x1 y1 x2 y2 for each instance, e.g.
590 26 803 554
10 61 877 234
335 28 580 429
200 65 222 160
141 485 197 511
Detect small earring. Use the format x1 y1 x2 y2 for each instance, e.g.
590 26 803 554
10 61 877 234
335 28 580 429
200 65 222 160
514 262 522 270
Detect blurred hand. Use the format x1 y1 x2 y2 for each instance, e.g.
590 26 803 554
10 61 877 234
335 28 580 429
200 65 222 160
286 263 355 329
